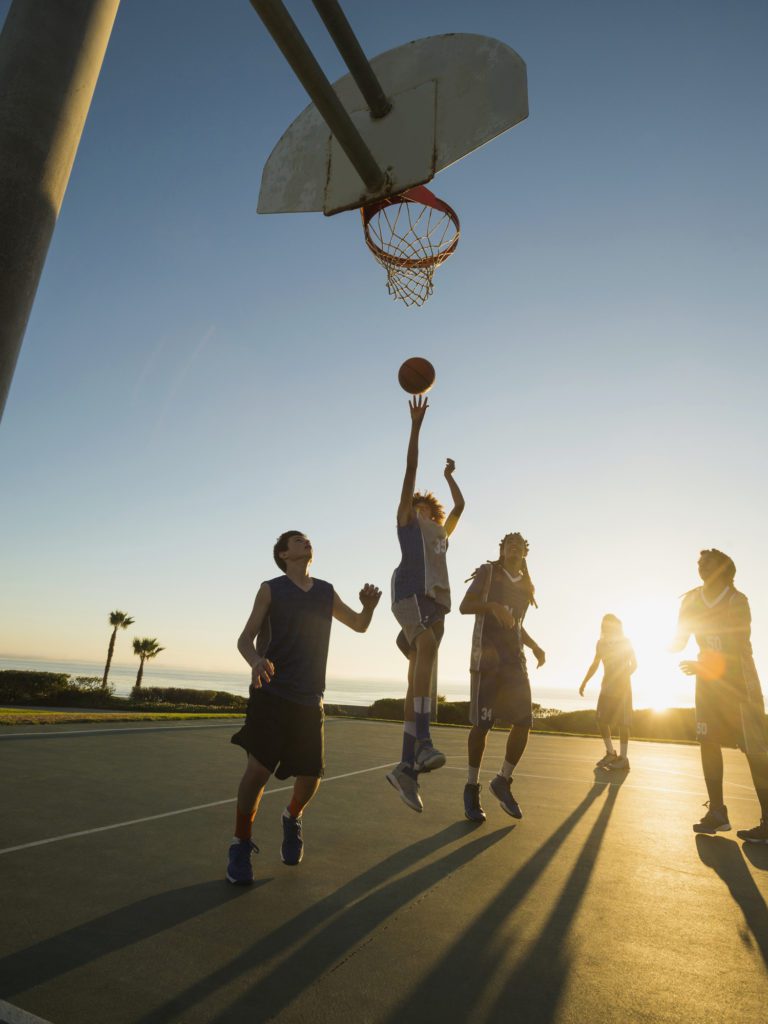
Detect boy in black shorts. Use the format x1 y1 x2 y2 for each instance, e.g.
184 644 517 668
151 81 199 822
671 548 768 842
227 531 381 883
459 533 545 822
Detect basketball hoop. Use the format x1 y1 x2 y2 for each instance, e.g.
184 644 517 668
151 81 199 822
361 185 460 307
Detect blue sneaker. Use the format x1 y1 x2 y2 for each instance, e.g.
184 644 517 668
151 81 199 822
489 774 523 819
463 783 486 823
226 838 258 885
281 811 304 865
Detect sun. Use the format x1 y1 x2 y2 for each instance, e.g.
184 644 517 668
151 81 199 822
616 598 694 711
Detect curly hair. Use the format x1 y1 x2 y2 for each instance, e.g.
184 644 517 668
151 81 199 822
465 531 538 607
412 491 446 525
700 548 736 586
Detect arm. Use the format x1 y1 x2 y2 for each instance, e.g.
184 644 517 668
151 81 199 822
459 566 516 629
579 644 601 695
443 459 465 537
397 397 428 527
669 596 692 653
237 582 274 688
628 646 638 675
332 584 382 633
522 627 546 668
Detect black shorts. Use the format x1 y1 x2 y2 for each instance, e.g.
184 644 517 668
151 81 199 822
695 678 767 755
470 651 532 730
597 684 633 729
231 687 325 779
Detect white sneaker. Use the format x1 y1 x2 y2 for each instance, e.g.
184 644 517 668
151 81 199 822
386 762 423 812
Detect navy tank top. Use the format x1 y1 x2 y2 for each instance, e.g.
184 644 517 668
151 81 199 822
256 576 334 706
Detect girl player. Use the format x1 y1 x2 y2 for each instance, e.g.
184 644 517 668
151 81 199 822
579 615 637 772
386 395 465 813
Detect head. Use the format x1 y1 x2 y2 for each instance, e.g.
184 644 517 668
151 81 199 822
273 530 312 572
697 548 736 587
497 532 537 607
412 491 445 525
601 614 624 639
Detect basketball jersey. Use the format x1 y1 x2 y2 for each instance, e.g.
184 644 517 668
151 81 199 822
597 637 634 689
256 575 334 706
677 586 762 701
391 515 450 610
468 562 532 671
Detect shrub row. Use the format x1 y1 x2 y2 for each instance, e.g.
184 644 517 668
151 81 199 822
133 687 247 708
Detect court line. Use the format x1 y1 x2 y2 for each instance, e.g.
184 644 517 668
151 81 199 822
0 718 348 740
0 999 55 1024
0 761 398 857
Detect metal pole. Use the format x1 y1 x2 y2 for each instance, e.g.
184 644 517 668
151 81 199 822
249 0 385 193
311 0 391 118
0 0 121 423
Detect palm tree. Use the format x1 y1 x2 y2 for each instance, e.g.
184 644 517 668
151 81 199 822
103 610 135 689
132 637 165 690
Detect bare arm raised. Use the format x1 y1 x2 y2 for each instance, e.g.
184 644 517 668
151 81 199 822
443 458 465 537
332 584 382 632
237 582 274 689
397 397 428 527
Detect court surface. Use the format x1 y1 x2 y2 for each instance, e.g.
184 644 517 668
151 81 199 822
1 718 766 1024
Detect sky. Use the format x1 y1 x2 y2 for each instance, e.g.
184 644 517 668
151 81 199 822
1 0 767 710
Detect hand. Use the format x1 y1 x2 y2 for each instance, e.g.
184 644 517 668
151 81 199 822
578 684 586 697
679 660 699 676
250 657 275 688
359 583 382 610
409 395 428 427
532 646 546 669
444 458 456 479
489 603 516 629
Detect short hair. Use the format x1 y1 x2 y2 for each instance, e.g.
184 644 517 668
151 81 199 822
700 549 736 586
273 530 305 572
412 491 445 525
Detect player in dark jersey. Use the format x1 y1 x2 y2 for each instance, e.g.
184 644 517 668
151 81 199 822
227 531 381 883
459 532 545 822
670 549 768 842
386 395 465 813
579 615 637 772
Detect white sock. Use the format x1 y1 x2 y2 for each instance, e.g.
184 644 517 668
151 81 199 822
620 740 628 758
605 740 615 755
413 696 432 715
467 766 480 785
500 760 514 780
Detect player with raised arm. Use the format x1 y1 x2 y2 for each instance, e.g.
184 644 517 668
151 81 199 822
579 615 637 772
671 549 768 841
227 531 381 883
460 532 545 822
386 396 465 812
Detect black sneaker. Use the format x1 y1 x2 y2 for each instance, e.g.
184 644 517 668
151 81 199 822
692 803 731 834
736 818 768 844
489 773 523 819
463 783 486 823
281 811 304 865
595 752 618 768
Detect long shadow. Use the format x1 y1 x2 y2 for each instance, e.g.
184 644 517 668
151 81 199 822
141 824 513 1024
0 880 268 998
696 835 768 967
382 778 621 1024
742 842 768 873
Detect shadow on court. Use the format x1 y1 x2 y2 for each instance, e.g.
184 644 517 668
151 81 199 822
381 777 624 1024
0 880 268 999
138 822 511 1024
696 835 768 967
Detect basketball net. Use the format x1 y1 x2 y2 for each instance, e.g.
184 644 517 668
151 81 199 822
361 186 460 307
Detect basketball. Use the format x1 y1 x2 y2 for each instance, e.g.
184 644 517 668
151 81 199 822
398 357 436 395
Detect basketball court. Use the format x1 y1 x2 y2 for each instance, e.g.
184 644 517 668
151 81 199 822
1 718 766 1024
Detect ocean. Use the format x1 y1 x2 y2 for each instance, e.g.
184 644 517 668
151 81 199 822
0 656 581 711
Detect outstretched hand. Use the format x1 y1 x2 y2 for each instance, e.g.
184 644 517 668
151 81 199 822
359 583 382 610
679 660 698 676
444 457 456 479
409 395 428 426
532 647 546 669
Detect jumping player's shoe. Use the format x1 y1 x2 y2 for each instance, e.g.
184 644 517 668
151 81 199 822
489 774 523 819
281 811 304 865
605 756 630 772
736 818 768 844
226 838 259 885
596 752 618 768
414 739 446 773
463 783 486 823
692 804 731 834
386 762 423 812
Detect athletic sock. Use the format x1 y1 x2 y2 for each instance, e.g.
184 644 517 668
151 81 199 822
401 720 417 766
413 696 432 741
620 740 628 758
500 760 514 780
234 809 254 841
286 796 304 819
467 766 480 785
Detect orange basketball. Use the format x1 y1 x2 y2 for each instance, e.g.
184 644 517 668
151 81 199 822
398 357 436 395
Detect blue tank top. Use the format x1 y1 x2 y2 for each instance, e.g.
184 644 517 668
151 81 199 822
256 576 334 706
391 516 450 610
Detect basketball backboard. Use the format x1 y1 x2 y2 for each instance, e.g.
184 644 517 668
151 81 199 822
258 33 528 216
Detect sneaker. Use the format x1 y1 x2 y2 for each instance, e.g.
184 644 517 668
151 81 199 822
736 818 768 844
596 752 618 768
463 783 486 823
605 755 630 772
386 762 423 812
281 811 304 865
226 838 259 885
692 803 731 834
414 739 446 773
489 774 522 819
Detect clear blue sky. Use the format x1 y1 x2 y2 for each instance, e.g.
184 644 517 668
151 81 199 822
1 0 767 709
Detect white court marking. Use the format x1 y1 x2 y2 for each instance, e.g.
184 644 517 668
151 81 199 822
0 998 55 1024
0 761 398 857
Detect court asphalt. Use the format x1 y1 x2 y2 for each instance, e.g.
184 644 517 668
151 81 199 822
0 718 766 1024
